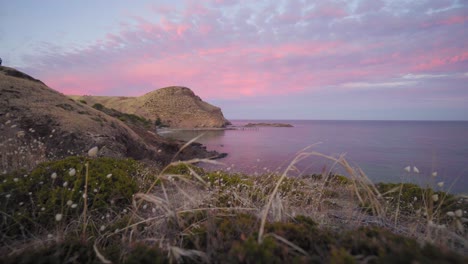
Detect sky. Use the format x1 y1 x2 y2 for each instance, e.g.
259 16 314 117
1 0 467 120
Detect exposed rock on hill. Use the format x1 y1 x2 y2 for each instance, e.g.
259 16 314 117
70 86 230 128
0 66 222 172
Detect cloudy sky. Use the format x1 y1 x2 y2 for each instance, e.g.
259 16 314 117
1 0 467 120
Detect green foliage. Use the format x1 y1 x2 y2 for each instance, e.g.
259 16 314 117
203 171 255 206
338 227 467 263
92 103 104 111
330 174 351 185
164 163 205 176
55 103 74 111
124 244 167 264
91 103 152 129
204 171 253 189
303 173 351 185
78 99 87 104
0 156 140 236
375 183 467 216
229 236 284 263
2 238 97 264
180 212 466 263
154 117 168 128
329 247 356 264
155 117 162 126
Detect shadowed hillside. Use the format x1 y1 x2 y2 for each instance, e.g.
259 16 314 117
0 66 222 172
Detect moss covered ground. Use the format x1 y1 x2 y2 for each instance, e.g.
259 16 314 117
1 156 467 263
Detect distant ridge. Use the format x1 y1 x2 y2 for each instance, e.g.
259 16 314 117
70 86 230 128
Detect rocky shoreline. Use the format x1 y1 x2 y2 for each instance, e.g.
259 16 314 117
244 122 293 127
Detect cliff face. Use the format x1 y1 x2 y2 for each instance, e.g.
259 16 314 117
0 67 221 172
71 86 230 128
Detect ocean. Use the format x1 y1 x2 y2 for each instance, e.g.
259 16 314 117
159 120 468 194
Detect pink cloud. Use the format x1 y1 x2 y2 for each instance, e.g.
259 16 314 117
20 0 467 109
413 52 468 71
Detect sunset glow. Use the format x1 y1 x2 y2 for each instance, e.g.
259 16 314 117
1 0 467 120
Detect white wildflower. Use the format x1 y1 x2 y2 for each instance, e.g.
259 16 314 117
106 173 112 178
157 149 162 153
143 204 147 210
404 166 411 172
413 166 419 173
66 200 73 206
93 189 98 193
123 209 128 213
100 225 106 231
55 214 63 221
71 204 78 208
432 194 439 202
47 234 53 239
82 194 87 198
447 211 455 217
51 172 57 179
19 202 24 206
13 178 19 182
16 131 26 138
432 171 438 177
6 194 11 198
69 168 76 176
41 207 45 211
63 181 68 187
455 209 463 217
87 146 98 157
413 197 418 201
437 182 444 187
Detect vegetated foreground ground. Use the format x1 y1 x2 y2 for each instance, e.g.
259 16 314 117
1 153 467 263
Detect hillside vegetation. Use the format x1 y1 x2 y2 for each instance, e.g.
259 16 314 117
1 151 467 263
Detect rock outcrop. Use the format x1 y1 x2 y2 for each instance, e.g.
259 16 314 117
0 66 221 172
70 86 230 128
244 123 293 127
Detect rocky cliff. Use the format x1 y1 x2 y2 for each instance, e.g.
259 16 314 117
70 86 230 128
0 66 221 172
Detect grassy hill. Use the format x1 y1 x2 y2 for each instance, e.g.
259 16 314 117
70 86 230 128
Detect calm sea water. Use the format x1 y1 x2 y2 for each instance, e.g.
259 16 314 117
159 120 468 194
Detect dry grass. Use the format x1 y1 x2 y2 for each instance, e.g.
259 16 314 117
1 142 467 262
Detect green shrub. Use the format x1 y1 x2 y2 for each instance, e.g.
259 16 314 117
164 163 205 176
92 103 104 110
0 156 141 236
